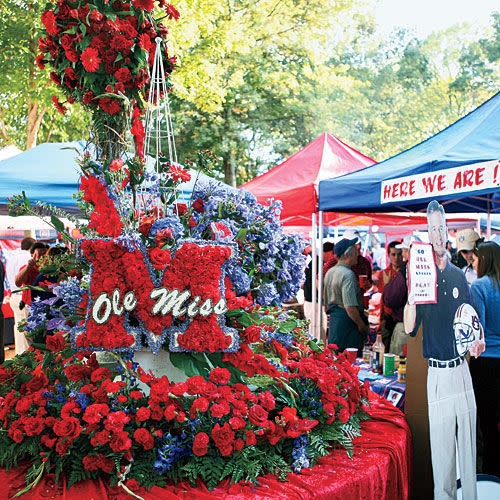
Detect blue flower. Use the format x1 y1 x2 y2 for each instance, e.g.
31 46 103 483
292 435 310 472
149 215 185 240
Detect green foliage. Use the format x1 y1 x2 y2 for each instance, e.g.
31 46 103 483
171 445 291 490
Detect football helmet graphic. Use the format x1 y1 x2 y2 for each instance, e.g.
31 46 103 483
453 303 484 356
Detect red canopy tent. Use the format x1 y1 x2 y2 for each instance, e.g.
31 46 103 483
241 132 375 223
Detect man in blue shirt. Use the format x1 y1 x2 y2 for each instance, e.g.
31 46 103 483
404 201 477 500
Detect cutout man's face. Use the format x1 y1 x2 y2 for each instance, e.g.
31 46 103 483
428 211 447 257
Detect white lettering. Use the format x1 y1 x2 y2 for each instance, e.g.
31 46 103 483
92 293 112 325
150 288 191 317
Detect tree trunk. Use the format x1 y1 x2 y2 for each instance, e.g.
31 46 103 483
26 97 46 149
223 151 237 187
26 26 46 149
0 108 10 142
222 104 237 187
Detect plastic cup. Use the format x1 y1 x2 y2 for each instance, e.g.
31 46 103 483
345 348 358 364
384 353 395 376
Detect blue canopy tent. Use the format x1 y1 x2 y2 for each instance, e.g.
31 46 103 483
319 92 500 221
0 141 219 215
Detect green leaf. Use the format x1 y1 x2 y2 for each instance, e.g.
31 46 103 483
277 320 297 334
235 227 248 242
22 191 31 209
169 352 210 378
50 215 65 233
307 339 323 352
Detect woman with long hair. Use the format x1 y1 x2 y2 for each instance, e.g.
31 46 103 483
470 241 500 476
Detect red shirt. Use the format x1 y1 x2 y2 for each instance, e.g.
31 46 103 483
351 254 372 283
18 264 39 305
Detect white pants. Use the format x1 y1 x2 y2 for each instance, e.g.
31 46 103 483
303 301 327 342
427 361 477 500
9 294 29 355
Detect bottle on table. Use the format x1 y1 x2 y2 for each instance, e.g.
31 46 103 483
372 333 385 374
398 357 406 383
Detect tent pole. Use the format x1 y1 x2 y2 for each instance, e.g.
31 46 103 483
487 210 491 240
318 211 324 343
311 213 317 340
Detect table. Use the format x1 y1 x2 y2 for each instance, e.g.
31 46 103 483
356 361 406 411
0 393 412 500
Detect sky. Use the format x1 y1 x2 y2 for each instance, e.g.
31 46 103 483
374 0 499 37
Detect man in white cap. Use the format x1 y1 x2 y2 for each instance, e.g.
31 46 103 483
396 234 421 264
456 228 481 285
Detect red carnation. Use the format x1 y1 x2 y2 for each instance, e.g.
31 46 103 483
36 54 46 70
132 0 155 11
115 67 132 84
49 72 62 85
245 430 256 446
192 197 204 212
82 91 95 104
211 423 235 456
338 407 350 423
133 428 154 450
65 48 79 63
52 96 67 114
89 9 104 22
99 97 121 115
258 391 275 411
41 10 59 36
208 367 231 385
166 4 180 20
135 407 151 422
81 47 101 72
110 430 132 452
91 367 112 382
193 432 209 456
111 35 133 54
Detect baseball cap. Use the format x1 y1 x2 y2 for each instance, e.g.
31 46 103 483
456 229 480 252
343 229 361 244
335 238 358 258
396 234 422 250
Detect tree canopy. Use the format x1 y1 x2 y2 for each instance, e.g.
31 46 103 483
0 1 498 187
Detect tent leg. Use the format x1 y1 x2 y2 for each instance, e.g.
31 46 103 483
311 213 317 340
318 211 324 344
487 210 491 240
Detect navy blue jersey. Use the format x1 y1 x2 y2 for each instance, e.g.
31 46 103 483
410 260 471 360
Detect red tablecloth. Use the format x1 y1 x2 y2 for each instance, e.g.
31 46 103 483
0 393 411 500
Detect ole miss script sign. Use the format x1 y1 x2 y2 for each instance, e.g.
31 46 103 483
381 160 500 204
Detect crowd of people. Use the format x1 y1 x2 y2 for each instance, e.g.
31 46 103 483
303 224 500 480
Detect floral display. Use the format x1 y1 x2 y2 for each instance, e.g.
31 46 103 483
0 0 372 496
1 148 372 493
38 0 178 118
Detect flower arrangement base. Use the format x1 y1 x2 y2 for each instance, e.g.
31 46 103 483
134 348 188 390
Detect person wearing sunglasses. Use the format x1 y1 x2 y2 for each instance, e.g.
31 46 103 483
470 240 500 476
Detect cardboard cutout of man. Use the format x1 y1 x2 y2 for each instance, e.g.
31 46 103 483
404 201 482 500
